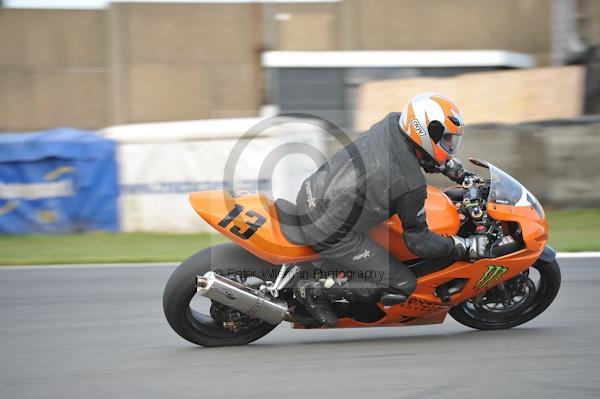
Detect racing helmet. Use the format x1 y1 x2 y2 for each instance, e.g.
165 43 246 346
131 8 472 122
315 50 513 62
399 92 465 165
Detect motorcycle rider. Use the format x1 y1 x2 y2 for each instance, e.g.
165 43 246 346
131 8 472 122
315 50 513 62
294 92 489 326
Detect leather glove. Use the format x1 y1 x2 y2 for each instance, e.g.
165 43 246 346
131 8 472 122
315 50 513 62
441 158 467 183
452 235 489 260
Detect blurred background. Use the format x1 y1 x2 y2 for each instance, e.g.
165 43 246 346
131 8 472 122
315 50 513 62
0 0 599 263
2 4 599 398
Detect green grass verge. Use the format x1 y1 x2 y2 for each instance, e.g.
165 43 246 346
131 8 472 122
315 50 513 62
0 232 228 266
0 209 598 266
547 209 600 252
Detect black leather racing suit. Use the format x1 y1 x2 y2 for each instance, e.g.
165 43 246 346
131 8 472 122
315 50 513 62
295 112 456 297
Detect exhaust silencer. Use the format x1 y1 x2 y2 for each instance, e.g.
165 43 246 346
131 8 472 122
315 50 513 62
196 271 289 325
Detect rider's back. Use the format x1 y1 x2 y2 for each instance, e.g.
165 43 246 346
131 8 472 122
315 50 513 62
299 112 426 232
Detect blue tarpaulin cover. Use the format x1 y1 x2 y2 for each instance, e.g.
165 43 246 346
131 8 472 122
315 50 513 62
0 128 119 234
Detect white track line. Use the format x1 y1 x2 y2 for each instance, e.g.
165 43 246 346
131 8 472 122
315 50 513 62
0 252 597 270
556 252 600 258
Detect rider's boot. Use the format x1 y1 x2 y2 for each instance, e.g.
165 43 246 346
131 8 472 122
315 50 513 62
381 264 417 305
334 278 409 306
294 279 338 326
295 264 418 324
294 277 383 326
324 276 383 303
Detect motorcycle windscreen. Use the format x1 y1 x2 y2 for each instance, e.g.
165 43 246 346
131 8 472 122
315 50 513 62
487 163 544 218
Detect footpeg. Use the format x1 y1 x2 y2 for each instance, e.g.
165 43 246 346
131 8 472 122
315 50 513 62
435 285 451 303
381 293 407 306
434 278 468 303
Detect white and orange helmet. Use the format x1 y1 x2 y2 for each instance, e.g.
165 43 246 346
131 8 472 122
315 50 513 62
399 92 465 165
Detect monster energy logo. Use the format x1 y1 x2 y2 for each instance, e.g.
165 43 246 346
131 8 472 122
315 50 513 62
475 265 509 290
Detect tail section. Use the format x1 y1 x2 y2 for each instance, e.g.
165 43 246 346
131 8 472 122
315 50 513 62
189 191 317 264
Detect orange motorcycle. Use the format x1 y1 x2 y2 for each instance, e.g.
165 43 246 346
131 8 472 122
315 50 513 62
163 158 560 347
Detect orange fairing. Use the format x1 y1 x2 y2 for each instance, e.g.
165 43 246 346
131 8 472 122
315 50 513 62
189 191 318 264
369 186 460 261
487 203 548 252
315 248 543 329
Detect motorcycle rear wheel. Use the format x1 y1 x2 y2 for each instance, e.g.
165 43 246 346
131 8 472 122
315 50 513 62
449 258 561 330
163 245 277 347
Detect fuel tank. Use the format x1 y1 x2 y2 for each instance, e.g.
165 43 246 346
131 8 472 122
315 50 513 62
368 186 460 261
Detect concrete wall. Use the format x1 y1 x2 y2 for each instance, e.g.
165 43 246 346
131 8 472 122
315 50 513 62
108 3 263 124
345 0 552 63
272 0 553 64
0 3 264 131
451 119 600 208
579 0 600 47
272 2 341 50
1 1 594 131
0 9 108 130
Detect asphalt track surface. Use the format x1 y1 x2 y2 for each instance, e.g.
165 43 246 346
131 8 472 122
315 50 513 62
1 257 599 399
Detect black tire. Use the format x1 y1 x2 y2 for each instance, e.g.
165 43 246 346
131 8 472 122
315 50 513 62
163 243 278 347
449 259 561 330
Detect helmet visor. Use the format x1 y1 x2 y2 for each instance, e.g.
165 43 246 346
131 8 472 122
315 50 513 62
439 133 462 155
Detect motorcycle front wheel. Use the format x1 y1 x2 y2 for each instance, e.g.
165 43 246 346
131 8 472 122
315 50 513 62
449 258 561 330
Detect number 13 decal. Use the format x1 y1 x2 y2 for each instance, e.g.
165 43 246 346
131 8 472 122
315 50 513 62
218 204 266 240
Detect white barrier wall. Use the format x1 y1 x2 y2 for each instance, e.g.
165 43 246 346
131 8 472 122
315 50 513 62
100 117 328 232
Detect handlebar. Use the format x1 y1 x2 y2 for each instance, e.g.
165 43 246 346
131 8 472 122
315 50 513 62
441 158 489 224
440 158 484 185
